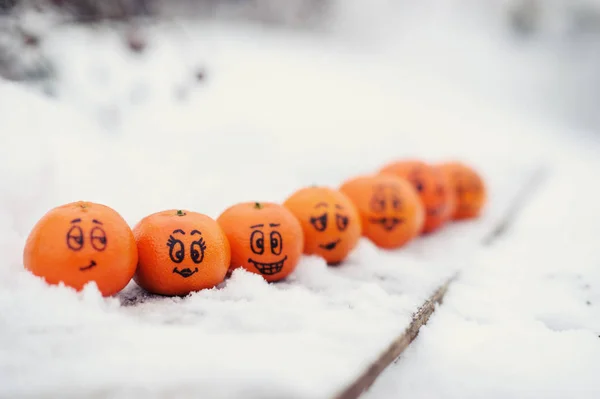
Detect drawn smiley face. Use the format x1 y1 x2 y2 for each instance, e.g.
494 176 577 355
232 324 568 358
217 202 304 282
340 174 424 249
65 217 107 271
310 202 348 250
248 223 286 275
165 228 207 278
23 201 138 297
133 209 231 296
283 187 362 265
439 162 487 219
409 168 450 216
380 160 455 234
368 184 404 231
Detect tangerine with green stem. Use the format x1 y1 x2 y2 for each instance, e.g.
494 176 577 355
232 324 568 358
23 201 138 296
217 202 303 282
133 209 230 296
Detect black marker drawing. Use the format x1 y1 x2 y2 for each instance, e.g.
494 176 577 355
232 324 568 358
270 231 282 255
248 256 287 275
250 230 265 255
167 235 185 263
172 267 199 278
190 230 206 264
336 214 349 231
370 188 387 213
368 185 405 231
65 218 108 272
66 225 84 251
90 227 107 251
319 239 341 251
309 202 351 251
248 224 286 275
310 213 327 231
368 216 404 231
79 260 97 271
166 228 207 274
409 168 425 193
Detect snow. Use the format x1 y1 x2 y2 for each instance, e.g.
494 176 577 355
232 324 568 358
2 1 600 398
365 149 600 399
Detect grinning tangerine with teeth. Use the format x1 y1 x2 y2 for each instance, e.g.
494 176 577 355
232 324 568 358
247 255 288 275
283 186 361 265
217 202 303 282
379 159 455 234
23 201 138 297
340 174 424 249
133 209 230 296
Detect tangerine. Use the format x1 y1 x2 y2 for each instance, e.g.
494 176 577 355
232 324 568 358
23 201 138 296
379 160 455 234
283 186 361 265
133 209 230 296
217 202 303 282
438 161 487 220
339 174 424 249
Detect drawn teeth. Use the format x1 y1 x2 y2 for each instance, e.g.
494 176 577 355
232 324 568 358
249 256 287 276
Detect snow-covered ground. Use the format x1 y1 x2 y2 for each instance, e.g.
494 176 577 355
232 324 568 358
365 138 600 399
1 1 600 398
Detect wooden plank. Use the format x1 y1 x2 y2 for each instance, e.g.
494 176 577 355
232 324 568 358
481 166 549 246
332 166 550 399
331 273 457 399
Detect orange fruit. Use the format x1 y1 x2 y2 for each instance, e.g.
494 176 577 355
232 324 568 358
283 186 362 265
133 209 230 296
339 174 424 249
379 160 455 234
438 161 487 220
23 201 138 297
217 202 303 282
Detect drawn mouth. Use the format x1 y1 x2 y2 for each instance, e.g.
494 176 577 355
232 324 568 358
248 256 287 275
79 260 97 271
319 239 341 251
369 217 404 231
173 267 199 278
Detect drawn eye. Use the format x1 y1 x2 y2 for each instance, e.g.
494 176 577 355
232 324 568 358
336 214 349 231
66 226 84 251
90 227 107 251
391 195 402 210
167 235 185 263
370 195 386 212
270 231 282 255
310 213 327 232
414 180 424 192
251 230 265 255
190 238 206 264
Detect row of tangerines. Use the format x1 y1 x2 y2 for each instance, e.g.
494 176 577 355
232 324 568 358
23 160 486 297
